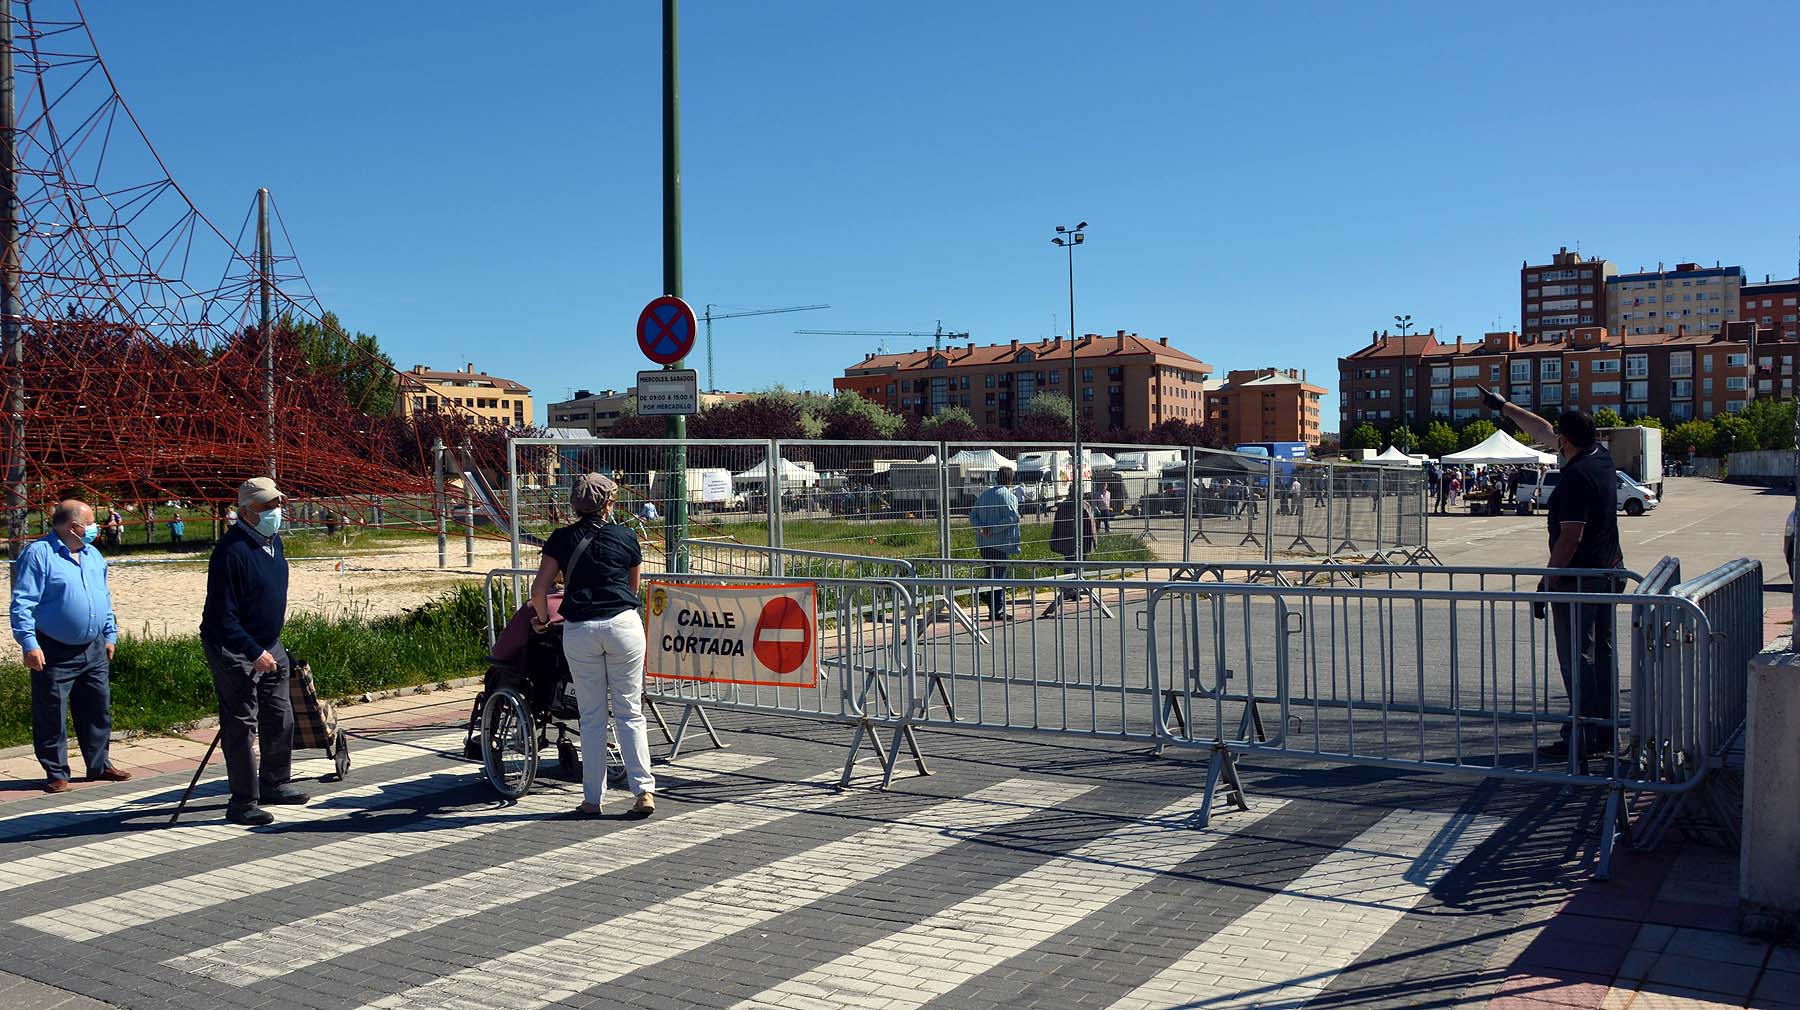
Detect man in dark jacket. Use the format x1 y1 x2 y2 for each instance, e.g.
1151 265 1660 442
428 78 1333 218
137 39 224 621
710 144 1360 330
1049 493 1098 604
201 476 307 825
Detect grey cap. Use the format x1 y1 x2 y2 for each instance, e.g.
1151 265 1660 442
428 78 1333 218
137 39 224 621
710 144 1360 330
237 476 283 509
570 472 618 514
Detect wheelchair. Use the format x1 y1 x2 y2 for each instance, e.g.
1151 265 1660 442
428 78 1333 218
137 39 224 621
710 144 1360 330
463 606 626 799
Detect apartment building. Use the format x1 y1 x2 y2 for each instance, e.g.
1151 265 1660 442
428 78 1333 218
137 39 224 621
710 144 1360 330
546 387 750 434
1521 248 1614 344
395 363 532 425
1340 323 1759 429
1607 263 1743 337
836 331 1213 432
1742 275 1799 342
1205 368 1327 446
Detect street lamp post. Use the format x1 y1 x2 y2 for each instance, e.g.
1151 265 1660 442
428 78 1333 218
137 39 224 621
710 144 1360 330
1393 314 1414 431
1053 221 1087 563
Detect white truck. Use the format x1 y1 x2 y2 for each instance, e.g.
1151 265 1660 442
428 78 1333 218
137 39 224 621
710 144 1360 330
1599 426 1663 499
1014 451 1097 515
649 468 743 512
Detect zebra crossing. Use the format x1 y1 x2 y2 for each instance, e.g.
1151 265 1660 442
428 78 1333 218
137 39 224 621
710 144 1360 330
0 722 1547 1010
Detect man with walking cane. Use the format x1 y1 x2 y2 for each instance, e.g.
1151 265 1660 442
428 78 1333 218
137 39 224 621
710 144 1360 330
197 477 308 826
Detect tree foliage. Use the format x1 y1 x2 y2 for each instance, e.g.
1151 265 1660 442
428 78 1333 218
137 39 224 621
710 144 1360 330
821 390 904 440
1387 423 1415 452
1419 420 1458 457
280 311 396 417
1739 398 1796 451
1591 407 1624 429
1457 419 1498 450
1024 392 1074 426
1708 413 1758 456
1666 420 1714 459
1344 423 1382 454
919 405 979 440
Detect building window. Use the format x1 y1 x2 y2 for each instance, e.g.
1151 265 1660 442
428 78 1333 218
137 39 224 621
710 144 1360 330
1510 361 1530 383
1626 381 1648 401
1591 359 1619 374
1669 352 1692 378
1625 354 1648 378
1047 371 1059 385
1489 364 1500 382
1539 385 1561 405
1726 376 1747 391
1540 359 1561 382
1081 388 1094 401
1107 367 1122 380
1703 355 1713 374
984 374 995 388
1727 353 1747 367
1590 381 1620 397
1726 399 1746 413
1081 368 1094 383
1670 380 1693 399
1431 367 1450 386
1452 365 1479 379
1703 378 1713 395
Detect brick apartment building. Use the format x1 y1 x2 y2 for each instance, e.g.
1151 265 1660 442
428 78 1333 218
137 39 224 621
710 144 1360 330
1521 248 1614 343
1339 322 1765 429
836 331 1213 432
1205 368 1327 445
1741 275 1799 343
395 363 532 425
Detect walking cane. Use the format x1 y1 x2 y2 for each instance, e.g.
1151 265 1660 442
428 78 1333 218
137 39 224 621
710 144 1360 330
168 729 223 826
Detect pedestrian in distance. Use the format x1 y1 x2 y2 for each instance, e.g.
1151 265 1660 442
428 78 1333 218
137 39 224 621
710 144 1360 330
1482 387 1624 762
1049 492 1097 601
103 509 123 549
1094 483 1113 533
530 473 656 818
970 466 1021 621
168 514 184 545
201 477 308 826
10 499 130 793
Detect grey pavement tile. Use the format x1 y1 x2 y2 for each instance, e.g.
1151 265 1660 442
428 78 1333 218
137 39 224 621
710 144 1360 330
1645 952 1764 998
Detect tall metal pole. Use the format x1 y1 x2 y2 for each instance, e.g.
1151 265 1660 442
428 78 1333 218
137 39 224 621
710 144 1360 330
662 0 688 574
1067 235 1082 565
257 187 275 479
432 438 446 569
1 0 24 577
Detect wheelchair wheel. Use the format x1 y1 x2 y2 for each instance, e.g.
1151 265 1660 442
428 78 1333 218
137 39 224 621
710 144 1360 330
480 688 538 798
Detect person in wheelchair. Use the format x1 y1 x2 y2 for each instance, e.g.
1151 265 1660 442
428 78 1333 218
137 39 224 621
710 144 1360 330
529 473 656 818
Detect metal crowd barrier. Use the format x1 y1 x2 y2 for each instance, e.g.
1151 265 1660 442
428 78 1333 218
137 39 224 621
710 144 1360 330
482 547 1763 876
484 565 924 788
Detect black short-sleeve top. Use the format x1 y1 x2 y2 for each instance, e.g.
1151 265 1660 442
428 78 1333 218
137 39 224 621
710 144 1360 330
542 517 642 622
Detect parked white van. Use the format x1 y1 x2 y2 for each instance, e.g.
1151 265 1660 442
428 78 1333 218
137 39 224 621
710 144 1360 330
1516 469 1659 517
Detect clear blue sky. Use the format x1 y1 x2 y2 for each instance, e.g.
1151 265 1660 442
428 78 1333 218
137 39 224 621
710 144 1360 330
87 0 1800 430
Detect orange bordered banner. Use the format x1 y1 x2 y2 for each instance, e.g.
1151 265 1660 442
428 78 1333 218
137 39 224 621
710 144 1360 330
643 581 819 688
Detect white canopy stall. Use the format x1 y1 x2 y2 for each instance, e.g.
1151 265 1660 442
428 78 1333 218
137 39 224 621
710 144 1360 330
1440 430 1556 466
732 457 821 488
1369 445 1423 466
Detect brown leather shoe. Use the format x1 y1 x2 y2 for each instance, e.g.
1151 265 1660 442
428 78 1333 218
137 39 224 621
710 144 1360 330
43 778 70 794
88 767 133 783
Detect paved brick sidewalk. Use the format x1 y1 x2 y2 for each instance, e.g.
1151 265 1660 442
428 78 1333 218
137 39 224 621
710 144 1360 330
0 684 1791 1010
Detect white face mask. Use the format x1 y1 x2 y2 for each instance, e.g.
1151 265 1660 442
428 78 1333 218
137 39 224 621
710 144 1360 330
254 507 283 537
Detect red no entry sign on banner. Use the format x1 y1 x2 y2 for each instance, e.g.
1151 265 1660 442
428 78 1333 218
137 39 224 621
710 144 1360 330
643 582 818 687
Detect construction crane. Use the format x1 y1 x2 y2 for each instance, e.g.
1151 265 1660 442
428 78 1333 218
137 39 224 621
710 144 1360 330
794 320 970 356
702 303 830 391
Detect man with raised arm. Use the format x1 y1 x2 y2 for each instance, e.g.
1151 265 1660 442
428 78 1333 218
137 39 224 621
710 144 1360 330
1480 386 1623 761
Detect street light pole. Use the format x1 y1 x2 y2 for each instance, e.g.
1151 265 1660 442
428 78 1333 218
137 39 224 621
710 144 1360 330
662 0 687 574
1052 222 1087 563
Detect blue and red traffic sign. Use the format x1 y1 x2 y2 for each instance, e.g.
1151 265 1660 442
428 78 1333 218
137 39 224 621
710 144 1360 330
637 295 697 366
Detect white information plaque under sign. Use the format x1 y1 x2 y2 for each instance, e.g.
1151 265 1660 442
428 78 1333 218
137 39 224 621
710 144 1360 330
636 369 699 416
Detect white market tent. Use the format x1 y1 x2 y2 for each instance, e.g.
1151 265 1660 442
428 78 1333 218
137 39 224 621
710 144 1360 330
1370 445 1423 466
1440 430 1556 466
733 457 821 487
947 448 1016 471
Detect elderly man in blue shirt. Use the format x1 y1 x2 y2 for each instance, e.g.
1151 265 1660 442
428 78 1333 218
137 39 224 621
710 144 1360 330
970 467 1022 621
10 499 130 793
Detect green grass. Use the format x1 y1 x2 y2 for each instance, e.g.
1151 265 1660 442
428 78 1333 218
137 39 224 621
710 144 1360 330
0 585 491 750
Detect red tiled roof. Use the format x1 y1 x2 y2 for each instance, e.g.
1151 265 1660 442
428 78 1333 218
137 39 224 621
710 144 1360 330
846 333 1211 374
398 369 531 393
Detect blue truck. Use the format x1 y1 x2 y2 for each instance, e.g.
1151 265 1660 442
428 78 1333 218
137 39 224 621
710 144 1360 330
1233 441 1310 483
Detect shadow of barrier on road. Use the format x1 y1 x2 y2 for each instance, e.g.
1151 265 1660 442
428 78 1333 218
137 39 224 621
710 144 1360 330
483 543 1760 881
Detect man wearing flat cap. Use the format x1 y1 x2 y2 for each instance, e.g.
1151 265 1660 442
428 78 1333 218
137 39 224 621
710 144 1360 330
200 476 308 826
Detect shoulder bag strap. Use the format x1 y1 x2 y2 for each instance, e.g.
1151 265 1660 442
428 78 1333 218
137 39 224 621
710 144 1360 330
561 526 597 591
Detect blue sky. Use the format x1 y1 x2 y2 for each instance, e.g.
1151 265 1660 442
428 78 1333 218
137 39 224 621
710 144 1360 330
87 0 1800 429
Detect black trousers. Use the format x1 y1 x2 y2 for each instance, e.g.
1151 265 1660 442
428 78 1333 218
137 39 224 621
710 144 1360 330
204 639 295 806
1550 577 1622 752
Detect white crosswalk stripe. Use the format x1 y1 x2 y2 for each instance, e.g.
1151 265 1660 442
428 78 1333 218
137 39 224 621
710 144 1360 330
0 730 478 894
727 796 1292 1010
171 760 846 985
353 777 1093 1010
1102 809 1504 1010
0 729 466 841
18 750 773 941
